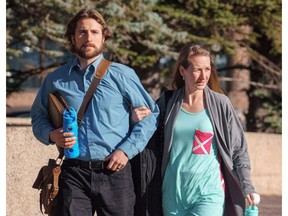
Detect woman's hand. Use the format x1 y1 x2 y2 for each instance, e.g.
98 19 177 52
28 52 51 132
130 106 151 124
245 193 261 206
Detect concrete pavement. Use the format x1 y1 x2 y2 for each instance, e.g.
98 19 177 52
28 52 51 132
258 195 281 216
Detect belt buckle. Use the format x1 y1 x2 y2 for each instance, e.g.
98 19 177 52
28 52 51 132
88 161 103 170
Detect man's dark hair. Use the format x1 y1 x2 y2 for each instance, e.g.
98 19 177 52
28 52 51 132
65 7 112 53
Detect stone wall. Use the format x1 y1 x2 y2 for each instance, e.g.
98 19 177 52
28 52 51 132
6 118 282 216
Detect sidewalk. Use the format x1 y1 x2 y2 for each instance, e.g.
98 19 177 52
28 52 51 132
258 195 282 215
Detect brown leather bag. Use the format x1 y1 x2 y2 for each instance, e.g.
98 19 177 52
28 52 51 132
32 58 111 215
48 91 68 129
32 157 63 215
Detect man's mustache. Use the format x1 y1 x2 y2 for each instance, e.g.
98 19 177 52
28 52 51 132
82 43 96 48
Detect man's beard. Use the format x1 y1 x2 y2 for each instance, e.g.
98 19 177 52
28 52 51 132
75 44 103 59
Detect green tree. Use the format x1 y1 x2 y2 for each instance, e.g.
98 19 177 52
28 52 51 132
153 0 282 132
6 0 281 133
7 0 183 98
93 0 189 98
6 0 81 93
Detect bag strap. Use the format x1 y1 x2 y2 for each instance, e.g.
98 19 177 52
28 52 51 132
50 165 61 200
57 58 111 159
77 58 111 125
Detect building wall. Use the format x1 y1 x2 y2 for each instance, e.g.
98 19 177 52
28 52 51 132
6 119 282 216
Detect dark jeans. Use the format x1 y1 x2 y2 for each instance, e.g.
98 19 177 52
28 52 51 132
57 162 135 216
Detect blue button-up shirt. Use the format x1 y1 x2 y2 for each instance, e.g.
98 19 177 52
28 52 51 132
31 55 159 161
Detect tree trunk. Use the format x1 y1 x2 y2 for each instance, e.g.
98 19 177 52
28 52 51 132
227 25 253 130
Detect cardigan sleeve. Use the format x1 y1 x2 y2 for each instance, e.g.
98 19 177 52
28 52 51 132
226 99 256 195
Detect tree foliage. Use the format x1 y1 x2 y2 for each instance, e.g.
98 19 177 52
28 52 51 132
6 0 282 133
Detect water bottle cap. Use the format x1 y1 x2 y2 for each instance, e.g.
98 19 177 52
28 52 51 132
63 106 77 119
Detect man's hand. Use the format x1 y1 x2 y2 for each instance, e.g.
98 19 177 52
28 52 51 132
104 149 129 171
49 128 76 148
130 106 151 124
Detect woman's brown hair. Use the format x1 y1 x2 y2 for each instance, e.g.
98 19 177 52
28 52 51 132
171 43 224 94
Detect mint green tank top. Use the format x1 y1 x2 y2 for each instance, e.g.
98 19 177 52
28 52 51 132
162 108 224 215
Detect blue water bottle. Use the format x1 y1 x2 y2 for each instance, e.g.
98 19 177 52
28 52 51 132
245 205 259 216
63 107 80 158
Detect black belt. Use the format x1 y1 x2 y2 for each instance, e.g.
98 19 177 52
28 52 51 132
63 159 108 170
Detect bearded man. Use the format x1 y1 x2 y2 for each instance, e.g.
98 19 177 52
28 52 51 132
31 7 159 216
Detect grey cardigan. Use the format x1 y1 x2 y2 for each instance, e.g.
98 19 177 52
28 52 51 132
158 87 256 216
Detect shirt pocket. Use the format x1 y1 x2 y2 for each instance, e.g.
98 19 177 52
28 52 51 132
192 129 214 154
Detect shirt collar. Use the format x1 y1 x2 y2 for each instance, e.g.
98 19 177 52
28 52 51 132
91 54 104 73
68 54 104 75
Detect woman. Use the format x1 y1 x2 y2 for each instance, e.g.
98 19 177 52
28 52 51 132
132 43 260 216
